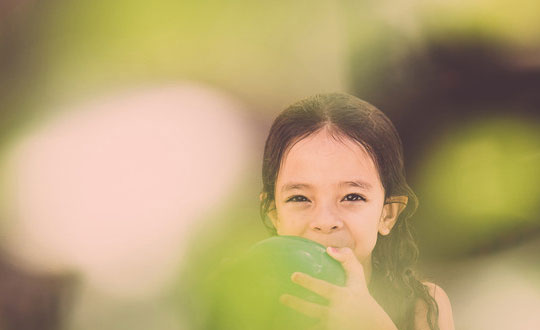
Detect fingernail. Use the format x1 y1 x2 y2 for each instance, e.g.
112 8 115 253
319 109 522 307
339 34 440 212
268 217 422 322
327 246 339 253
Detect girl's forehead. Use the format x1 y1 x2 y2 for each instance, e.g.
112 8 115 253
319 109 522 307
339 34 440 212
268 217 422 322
277 129 383 189
286 127 367 155
283 129 372 165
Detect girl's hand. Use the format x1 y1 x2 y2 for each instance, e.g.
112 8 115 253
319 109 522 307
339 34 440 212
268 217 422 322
279 247 398 330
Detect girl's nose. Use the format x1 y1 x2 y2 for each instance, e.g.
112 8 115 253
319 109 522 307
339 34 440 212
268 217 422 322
310 206 343 233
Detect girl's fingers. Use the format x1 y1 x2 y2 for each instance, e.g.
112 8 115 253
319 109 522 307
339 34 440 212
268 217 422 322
326 247 366 288
291 272 338 299
279 294 328 320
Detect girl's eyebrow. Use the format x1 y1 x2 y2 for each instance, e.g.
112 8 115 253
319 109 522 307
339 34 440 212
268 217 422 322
339 180 372 190
281 183 312 192
281 180 372 193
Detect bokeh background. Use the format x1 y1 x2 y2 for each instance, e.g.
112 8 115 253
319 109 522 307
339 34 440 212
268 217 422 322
1 1 539 329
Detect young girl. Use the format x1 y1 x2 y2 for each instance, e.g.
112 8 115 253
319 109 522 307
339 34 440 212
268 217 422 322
259 93 454 330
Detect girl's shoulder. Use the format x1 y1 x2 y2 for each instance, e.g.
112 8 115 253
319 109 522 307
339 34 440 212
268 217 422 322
414 282 455 330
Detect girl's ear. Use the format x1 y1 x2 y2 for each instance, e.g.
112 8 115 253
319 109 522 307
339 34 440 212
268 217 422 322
267 208 278 229
378 196 408 236
260 192 279 229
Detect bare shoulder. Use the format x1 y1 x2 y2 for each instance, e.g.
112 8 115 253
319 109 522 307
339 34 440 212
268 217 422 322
414 282 455 330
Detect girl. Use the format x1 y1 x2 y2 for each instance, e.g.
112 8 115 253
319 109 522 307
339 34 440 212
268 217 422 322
259 93 454 330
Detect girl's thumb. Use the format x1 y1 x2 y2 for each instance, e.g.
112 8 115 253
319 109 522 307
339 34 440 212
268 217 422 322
326 247 366 287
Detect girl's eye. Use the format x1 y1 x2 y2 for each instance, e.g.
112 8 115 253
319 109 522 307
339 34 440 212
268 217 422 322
286 195 310 203
342 193 366 202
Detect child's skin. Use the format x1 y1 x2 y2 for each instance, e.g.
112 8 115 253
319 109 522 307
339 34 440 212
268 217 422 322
262 127 455 330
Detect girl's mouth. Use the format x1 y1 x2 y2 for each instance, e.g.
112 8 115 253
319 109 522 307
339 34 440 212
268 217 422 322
304 236 354 250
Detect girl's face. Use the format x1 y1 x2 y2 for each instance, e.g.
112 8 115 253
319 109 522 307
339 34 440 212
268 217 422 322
267 128 404 265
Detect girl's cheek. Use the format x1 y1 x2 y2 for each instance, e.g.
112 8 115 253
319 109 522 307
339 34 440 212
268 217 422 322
354 235 378 259
277 209 307 231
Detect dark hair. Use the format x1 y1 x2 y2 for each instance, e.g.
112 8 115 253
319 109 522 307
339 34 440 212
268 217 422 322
259 93 439 330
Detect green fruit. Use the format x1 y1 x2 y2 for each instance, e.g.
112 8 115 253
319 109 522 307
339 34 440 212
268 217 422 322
208 236 346 330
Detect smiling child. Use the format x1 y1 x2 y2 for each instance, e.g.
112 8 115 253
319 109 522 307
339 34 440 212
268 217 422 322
259 93 455 330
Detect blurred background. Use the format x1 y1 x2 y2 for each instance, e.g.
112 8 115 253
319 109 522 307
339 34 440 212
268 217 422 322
0 0 539 329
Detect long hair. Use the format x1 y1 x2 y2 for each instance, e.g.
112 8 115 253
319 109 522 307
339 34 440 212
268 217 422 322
259 93 439 330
